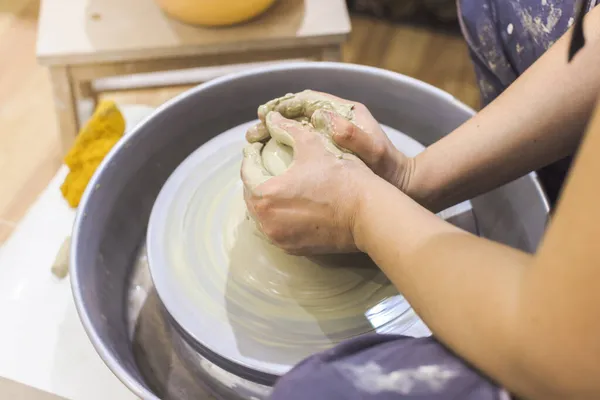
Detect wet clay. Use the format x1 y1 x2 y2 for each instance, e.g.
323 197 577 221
244 91 361 184
223 195 402 364
243 93 356 199
150 122 423 377
257 91 355 123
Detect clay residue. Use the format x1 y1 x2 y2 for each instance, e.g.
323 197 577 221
478 79 497 100
512 1 563 49
258 90 355 122
476 20 511 76
515 43 525 54
337 361 460 395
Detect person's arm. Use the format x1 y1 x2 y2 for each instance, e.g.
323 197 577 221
353 104 600 400
406 6 600 212
243 80 600 397
247 7 600 213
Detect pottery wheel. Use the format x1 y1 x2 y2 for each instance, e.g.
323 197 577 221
147 121 431 382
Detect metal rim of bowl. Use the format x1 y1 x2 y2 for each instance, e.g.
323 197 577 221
70 61 550 399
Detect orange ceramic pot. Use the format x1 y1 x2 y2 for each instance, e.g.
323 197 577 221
155 0 277 26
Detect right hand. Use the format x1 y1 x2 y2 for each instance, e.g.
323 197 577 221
246 90 414 192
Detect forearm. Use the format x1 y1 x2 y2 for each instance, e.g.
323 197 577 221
407 6 600 212
354 176 535 392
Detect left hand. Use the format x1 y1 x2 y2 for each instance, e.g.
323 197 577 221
241 111 376 255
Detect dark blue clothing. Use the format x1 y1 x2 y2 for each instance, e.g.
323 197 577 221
459 0 598 206
270 1 598 399
459 0 598 105
270 334 508 399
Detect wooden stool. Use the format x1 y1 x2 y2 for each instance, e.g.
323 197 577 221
36 0 351 155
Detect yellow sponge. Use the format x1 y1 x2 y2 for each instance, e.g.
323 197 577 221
61 100 125 208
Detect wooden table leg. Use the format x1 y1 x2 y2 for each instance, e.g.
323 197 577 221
49 66 79 156
74 79 98 127
321 45 343 62
77 80 97 105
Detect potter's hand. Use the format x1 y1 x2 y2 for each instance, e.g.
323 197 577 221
242 111 375 255
246 90 412 191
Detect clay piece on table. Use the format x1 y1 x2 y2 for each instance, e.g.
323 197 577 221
51 236 71 279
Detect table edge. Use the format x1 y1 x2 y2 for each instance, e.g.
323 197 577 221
36 31 351 66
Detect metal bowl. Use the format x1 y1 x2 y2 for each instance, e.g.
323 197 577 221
70 62 549 400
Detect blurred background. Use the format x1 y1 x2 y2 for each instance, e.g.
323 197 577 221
0 0 478 243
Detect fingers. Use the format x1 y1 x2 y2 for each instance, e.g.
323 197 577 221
258 93 295 121
325 110 369 151
258 90 356 122
246 122 270 143
241 142 272 192
243 112 314 193
322 109 386 166
265 111 310 148
309 109 360 157
265 111 339 162
260 96 304 120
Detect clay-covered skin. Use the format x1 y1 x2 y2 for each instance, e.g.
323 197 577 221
246 90 356 147
242 91 356 190
244 90 410 193
241 92 376 246
258 90 355 124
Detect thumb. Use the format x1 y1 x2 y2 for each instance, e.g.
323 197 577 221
245 122 270 143
317 109 374 158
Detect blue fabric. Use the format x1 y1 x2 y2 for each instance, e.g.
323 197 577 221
458 0 598 206
270 334 507 399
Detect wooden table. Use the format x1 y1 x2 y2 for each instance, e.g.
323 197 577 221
36 0 351 155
